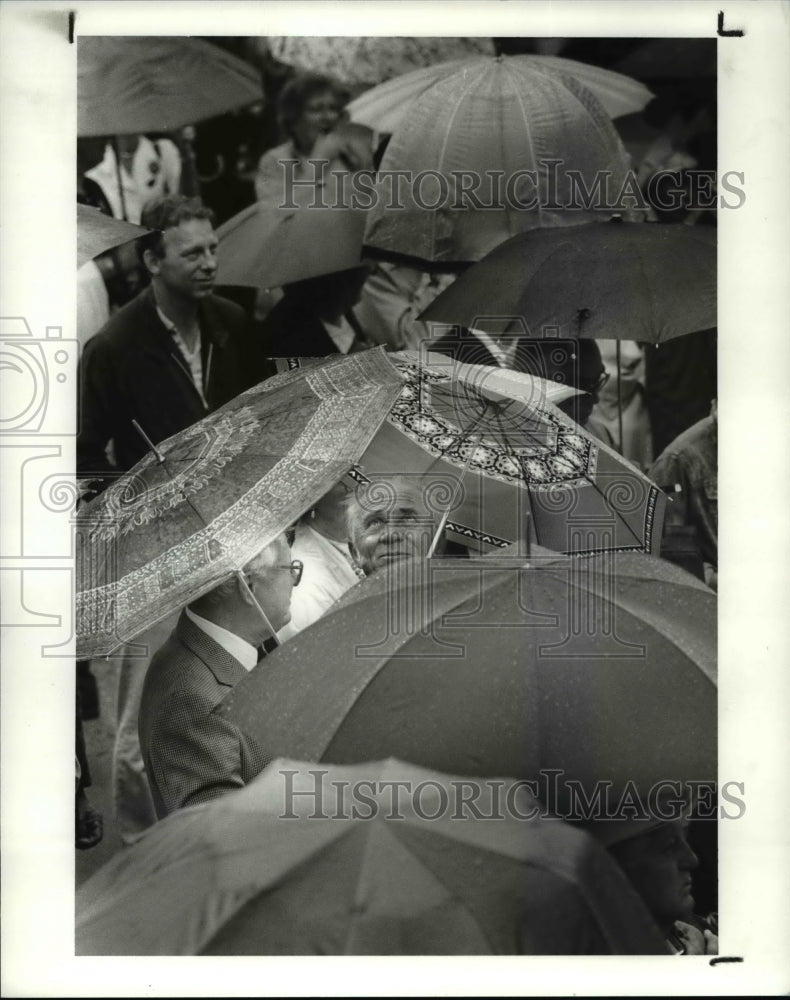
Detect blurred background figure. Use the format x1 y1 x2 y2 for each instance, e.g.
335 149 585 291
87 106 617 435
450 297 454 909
278 480 363 641
649 399 718 590
586 339 653 469
82 134 183 224
76 676 103 851
644 327 717 458
261 265 373 357
356 263 459 351
254 71 373 202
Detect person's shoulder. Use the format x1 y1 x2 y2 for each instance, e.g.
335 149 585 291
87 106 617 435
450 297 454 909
84 287 155 354
258 142 293 167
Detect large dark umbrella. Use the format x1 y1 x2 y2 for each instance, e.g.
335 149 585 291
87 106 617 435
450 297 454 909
219 551 716 811
76 757 667 955
420 221 716 343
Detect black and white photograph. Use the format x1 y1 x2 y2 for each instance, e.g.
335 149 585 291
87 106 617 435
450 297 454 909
1 1 788 995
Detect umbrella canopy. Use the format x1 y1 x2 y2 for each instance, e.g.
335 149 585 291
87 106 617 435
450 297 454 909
75 349 403 658
346 351 666 556
348 54 654 133
363 59 632 264
78 36 263 137
76 757 667 955
220 553 716 809
266 36 496 89
420 221 717 343
77 204 151 268
216 203 368 289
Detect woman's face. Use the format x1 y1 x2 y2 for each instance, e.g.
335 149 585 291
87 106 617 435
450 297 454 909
292 89 343 153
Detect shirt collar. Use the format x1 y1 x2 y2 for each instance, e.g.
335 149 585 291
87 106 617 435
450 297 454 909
185 606 258 671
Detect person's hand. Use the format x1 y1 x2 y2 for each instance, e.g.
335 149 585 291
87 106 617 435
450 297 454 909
674 920 706 955
703 929 719 955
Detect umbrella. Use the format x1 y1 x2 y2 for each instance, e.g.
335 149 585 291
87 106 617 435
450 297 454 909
77 204 151 268
220 553 716 811
420 221 717 343
75 349 403 658
362 59 632 264
348 54 654 133
265 36 496 90
216 204 368 289
77 36 263 137
345 351 667 556
76 757 668 955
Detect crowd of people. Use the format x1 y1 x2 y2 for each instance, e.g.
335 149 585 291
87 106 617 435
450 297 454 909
75 36 718 956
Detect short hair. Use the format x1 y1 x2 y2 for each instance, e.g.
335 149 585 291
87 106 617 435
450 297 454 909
193 537 283 610
136 195 215 265
277 71 349 140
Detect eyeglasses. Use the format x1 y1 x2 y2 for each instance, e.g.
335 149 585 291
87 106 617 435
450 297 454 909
274 559 303 586
581 371 611 394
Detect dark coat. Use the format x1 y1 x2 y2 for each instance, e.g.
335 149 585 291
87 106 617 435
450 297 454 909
138 611 270 819
77 285 248 477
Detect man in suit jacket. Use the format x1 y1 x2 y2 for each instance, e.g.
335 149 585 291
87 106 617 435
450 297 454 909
76 195 253 843
139 534 297 818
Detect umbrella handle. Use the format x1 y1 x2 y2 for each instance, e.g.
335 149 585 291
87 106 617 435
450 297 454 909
235 571 280 647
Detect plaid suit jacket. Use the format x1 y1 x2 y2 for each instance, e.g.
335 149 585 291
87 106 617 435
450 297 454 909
139 611 271 819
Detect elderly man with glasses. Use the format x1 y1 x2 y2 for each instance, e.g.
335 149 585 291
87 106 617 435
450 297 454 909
138 534 301 819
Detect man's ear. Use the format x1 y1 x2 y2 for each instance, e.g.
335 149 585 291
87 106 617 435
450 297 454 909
236 573 257 607
142 248 162 277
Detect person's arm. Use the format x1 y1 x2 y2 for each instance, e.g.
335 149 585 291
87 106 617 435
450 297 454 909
76 334 118 482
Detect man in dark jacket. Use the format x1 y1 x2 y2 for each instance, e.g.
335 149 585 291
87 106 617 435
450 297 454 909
77 195 249 480
77 195 252 844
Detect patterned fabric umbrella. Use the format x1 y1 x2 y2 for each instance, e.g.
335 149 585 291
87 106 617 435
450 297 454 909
76 757 668 955
75 350 403 658
348 54 654 133
78 36 263 137
265 36 496 89
420 222 717 343
344 352 666 556
77 204 151 268
362 59 632 264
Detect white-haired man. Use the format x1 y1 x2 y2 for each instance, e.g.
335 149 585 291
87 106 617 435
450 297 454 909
345 475 448 578
139 534 300 818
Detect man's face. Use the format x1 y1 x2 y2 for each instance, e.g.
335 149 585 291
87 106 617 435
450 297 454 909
350 479 438 576
147 218 218 300
249 535 294 634
611 820 699 930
